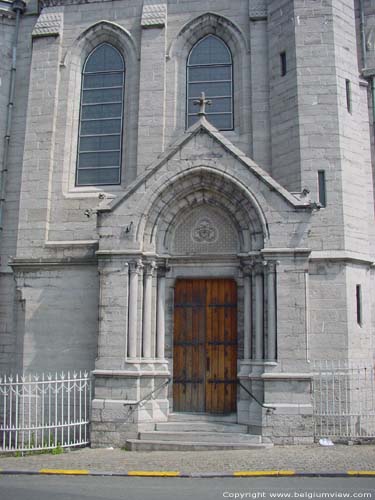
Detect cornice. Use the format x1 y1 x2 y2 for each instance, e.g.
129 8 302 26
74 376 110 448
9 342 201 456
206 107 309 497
40 0 113 7
9 256 98 270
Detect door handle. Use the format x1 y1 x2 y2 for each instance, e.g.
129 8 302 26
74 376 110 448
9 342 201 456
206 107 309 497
206 356 210 371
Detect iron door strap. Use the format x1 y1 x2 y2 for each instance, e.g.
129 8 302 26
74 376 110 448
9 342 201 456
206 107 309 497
208 303 237 308
174 340 205 346
173 378 203 384
207 340 237 346
208 379 237 384
174 303 205 308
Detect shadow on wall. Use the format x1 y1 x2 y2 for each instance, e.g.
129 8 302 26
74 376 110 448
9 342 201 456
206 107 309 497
15 266 99 376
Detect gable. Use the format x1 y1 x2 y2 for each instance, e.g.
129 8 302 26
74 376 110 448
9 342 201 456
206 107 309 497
99 118 311 216
96 118 314 254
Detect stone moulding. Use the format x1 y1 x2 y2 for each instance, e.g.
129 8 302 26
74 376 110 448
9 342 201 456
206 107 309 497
167 11 250 58
249 0 267 20
32 10 63 38
99 118 311 217
247 373 313 381
93 370 170 377
40 0 112 7
0 0 15 16
44 239 99 248
141 0 167 28
309 250 374 267
9 257 98 269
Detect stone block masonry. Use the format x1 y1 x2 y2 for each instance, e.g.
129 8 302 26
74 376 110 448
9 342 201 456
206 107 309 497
0 0 374 447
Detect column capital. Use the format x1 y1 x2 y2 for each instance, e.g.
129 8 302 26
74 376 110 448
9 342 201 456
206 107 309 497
156 258 171 277
129 260 144 275
144 261 157 277
264 260 278 273
241 263 254 276
253 260 267 275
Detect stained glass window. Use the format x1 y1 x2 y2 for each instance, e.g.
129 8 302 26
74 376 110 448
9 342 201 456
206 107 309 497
187 35 233 130
76 44 125 186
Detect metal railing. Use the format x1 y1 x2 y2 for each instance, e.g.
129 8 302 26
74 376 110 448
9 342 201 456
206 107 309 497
124 377 171 421
237 379 275 412
0 371 91 452
312 360 375 439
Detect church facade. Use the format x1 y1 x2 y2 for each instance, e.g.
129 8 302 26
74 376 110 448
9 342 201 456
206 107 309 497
1 0 375 445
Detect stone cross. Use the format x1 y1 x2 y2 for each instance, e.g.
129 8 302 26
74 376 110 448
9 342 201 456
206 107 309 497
193 92 212 116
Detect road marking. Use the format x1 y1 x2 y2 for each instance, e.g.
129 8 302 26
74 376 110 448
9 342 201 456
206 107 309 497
347 471 375 476
234 470 295 477
127 471 180 477
39 469 89 475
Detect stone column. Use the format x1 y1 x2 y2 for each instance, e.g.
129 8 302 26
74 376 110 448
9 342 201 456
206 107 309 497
156 267 166 360
142 261 156 358
128 260 143 358
254 264 264 360
243 266 252 360
267 261 277 361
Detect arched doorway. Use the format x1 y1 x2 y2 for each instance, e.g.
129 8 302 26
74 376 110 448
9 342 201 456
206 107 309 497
141 167 268 416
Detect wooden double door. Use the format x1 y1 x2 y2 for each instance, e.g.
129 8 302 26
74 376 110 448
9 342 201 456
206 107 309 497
173 279 237 414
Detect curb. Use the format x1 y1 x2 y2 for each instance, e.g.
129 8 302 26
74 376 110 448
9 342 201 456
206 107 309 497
0 469 375 477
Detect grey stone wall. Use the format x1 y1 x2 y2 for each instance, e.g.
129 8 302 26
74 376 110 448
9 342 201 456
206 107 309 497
0 12 36 374
308 260 348 360
0 0 375 444
13 266 98 374
268 0 301 191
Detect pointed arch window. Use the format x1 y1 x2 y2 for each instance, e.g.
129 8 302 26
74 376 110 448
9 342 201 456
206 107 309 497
76 43 125 186
187 35 233 130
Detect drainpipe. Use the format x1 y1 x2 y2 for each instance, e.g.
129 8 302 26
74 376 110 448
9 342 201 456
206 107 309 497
372 77 375 131
359 0 367 69
0 0 26 237
359 0 375 144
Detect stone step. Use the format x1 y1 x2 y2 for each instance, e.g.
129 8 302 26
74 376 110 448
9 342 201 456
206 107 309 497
155 421 248 433
167 412 237 423
139 431 262 443
125 439 273 451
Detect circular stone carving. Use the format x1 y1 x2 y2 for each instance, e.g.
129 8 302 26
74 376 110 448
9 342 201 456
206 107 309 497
191 217 218 243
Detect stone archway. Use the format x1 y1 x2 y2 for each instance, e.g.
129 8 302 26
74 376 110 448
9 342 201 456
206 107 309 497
164 200 242 414
93 164 283 440
134 167 276 415
140 167 268 253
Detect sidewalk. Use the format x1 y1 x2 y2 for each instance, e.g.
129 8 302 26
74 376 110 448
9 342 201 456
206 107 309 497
0 445 375 476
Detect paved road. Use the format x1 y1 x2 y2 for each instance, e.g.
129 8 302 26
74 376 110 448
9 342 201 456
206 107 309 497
0 476 374 500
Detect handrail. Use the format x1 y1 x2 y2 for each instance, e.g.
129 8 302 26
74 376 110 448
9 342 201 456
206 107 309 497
237 379 275 412
124 377 171 420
